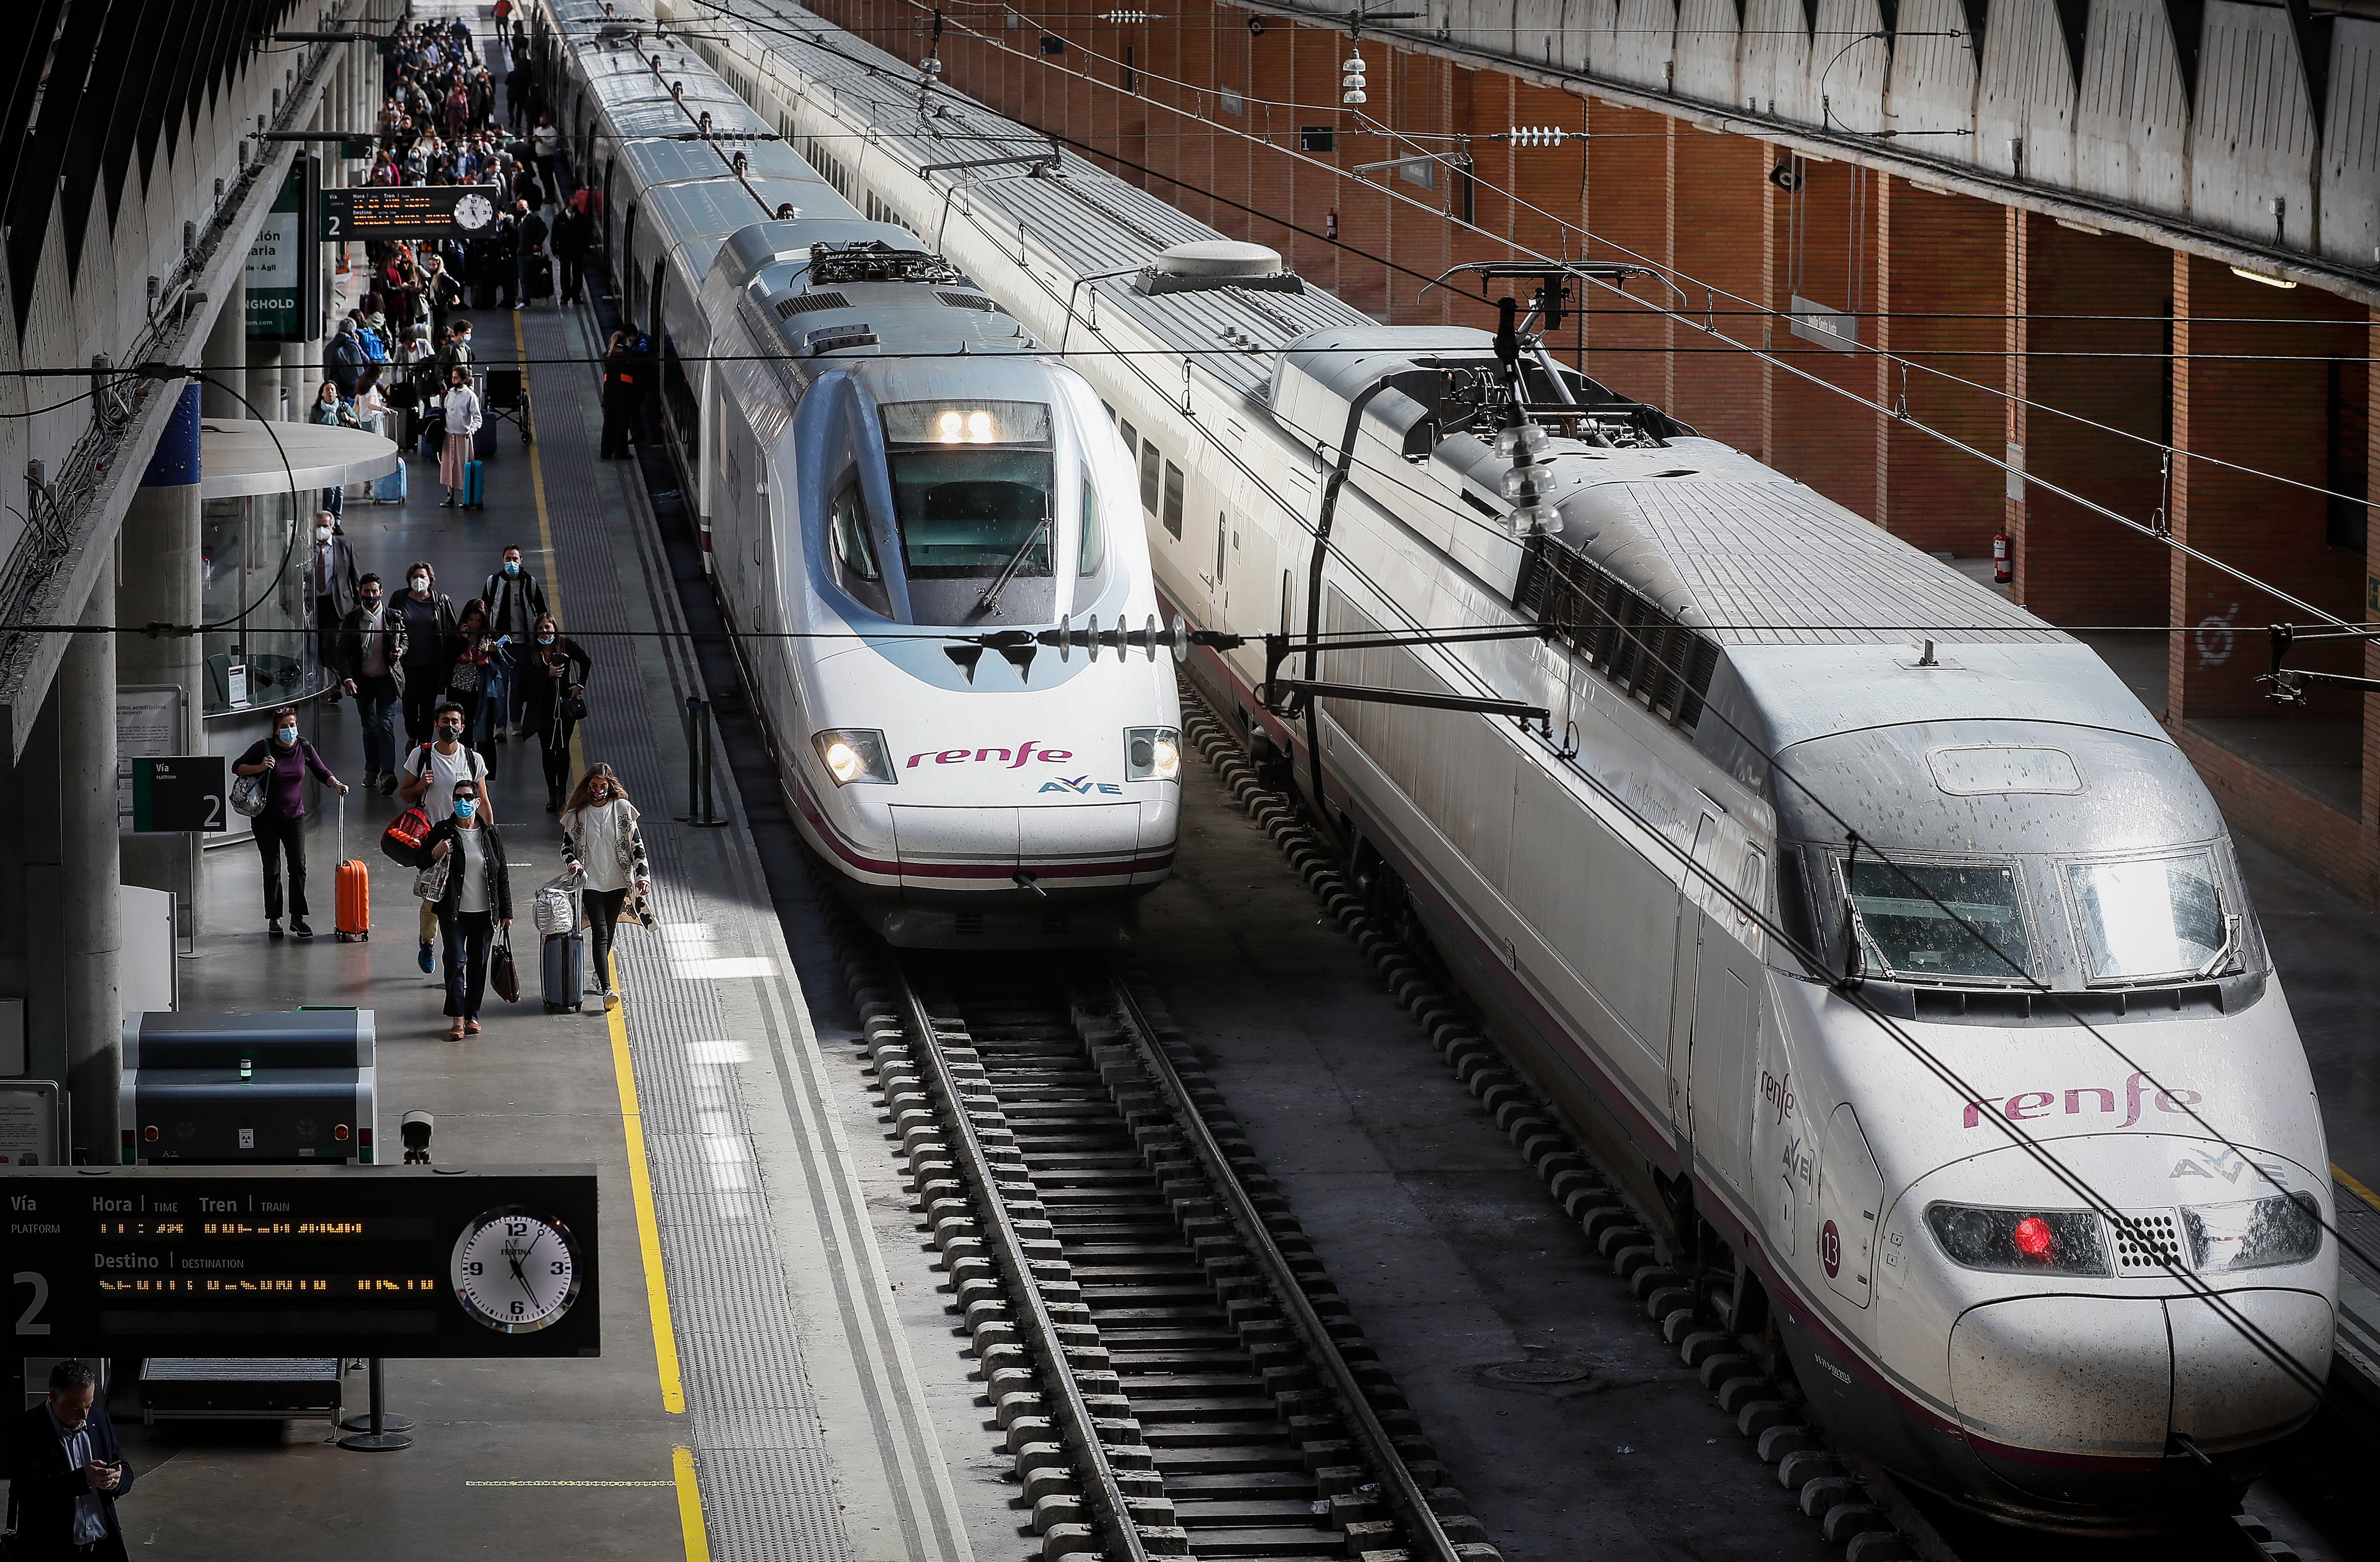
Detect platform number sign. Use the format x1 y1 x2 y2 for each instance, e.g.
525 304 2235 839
130 756 227 834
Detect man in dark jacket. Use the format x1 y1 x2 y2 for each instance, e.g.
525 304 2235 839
337 573 410 793
308 512 361 702
10 1360 136 1560
551 195 594 305
514 201 549 309
482 545 549 738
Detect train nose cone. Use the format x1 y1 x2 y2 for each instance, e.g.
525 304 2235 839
1948 1289 2328 1504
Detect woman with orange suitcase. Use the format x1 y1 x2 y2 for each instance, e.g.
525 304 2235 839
231 706 352 939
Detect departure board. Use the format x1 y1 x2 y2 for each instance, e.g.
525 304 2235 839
3 1165 598 1357
321 184 506 240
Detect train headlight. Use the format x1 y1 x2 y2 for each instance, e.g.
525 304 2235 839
1923 1203 2110 1275
1125 726 1181 781
2182 1194 2322 1273
813 728 895 786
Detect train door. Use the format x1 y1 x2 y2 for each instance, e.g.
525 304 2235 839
1816 1102 1883 1309
1671 813 1762 1196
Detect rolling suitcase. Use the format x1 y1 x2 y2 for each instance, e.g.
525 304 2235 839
417 410 445 459
474 417 499 461
461 460 485 510
371 458 408 504
529 255 554 300
541 930 584 1014
334 797 371 942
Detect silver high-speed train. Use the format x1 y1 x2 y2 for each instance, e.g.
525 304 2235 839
650 0 2337 1531
541 0 1182 946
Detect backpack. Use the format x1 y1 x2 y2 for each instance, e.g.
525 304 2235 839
382 803 433 865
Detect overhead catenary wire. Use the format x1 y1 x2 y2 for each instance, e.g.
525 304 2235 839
670 0 2372 1398
843 0 2377 514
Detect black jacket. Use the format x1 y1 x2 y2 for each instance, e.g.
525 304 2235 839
396 588 460 668
518 635 593 735
9 1401 136 1550
551 208 593 260
337 604 411 691
481 570 550 639
418 817 514 922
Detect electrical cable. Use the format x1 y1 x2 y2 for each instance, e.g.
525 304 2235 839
843 0 2378 514
663 0 2370 1399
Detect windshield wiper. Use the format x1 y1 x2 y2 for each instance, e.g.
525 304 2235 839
975 509 1049 613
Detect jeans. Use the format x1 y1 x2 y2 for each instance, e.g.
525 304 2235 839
321 484 344 518
401 664 446 746
439 909 495 1018
253 810 309 921
584 887 627 993
476 663 512 743
353 673 399 778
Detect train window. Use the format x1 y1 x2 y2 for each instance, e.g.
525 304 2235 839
2065 853 2228 984
1119 416 1138 457
1162 461 1185 540
830 481 881 581
1839 859 2033 984
1079 475 1105 576
879 401 1055 580
1139 441 1161 514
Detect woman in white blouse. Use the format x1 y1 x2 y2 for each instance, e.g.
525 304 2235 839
438 364 481 508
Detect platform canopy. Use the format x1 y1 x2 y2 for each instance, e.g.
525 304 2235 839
197 419 398 500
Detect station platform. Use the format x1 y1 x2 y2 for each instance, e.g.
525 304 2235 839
103 289 985 1561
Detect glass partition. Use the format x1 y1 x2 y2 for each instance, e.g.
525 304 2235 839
200 492 330 715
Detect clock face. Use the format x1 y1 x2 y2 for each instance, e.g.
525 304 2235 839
451 1206 582 1333
453 193 496 231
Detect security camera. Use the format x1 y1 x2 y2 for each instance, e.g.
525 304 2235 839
1768 160 1805 193
401 1110 435 1165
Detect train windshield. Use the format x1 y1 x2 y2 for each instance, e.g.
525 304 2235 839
2066 853 2230 982
880 400 1055 580
1841 859 2034 983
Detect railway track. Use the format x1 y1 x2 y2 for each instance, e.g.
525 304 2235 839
824 914 1499 1561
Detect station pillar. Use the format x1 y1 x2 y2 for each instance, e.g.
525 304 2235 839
119 384 206 931
57 572 123 1163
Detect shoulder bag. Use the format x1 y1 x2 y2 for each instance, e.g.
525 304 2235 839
229 770 268 818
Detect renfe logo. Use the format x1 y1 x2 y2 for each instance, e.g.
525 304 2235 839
906 741 1075 769
1962 1071 2203 1129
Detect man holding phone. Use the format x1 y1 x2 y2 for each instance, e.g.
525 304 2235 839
9 1360 136 1559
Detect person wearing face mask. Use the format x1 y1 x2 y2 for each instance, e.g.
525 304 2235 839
519 614 592 811
307 512 360 703
560 763 651 1010
417 777 513 1039
337 573 409 795
480 545 549 740
10 1360 137 1561
400 701 494 973
232 706 350 939
437 364 482 508
394 562 459 745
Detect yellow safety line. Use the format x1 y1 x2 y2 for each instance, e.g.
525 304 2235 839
2335 1163 2380 1212
674 1446 713 1562
516 313 688 1418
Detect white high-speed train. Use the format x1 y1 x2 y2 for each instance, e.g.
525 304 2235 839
644 0 2338 1531
541 0 1182 946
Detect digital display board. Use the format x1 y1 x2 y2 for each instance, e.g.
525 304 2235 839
321 184 506 241
3 1165 598 1357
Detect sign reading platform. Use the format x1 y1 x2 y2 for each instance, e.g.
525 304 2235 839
4 1165 599 1357
128 755 227 833
321 184 505 241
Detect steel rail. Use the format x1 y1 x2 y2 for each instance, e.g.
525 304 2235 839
1102 968 1468 1562
892 959 1151 1562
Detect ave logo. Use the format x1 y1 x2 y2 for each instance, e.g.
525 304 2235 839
1041 775 1123 795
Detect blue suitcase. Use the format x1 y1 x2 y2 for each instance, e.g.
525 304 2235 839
542 930 584 1013
474 418 499 461
461 460 485 510
371 459 407 504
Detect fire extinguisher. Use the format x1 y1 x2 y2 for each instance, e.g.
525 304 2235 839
1992 531 2012 584
1326 208 1339 241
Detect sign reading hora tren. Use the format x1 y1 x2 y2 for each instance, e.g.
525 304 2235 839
2 1165 598 1357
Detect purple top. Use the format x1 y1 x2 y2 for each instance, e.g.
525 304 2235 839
236 736 335 820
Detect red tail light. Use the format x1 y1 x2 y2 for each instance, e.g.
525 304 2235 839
333 1123 351 1141
2013 1215 2054 1259
142 1125 159 1142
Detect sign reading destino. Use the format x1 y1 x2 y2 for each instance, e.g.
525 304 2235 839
321 184 505 241
4 1164 600 1357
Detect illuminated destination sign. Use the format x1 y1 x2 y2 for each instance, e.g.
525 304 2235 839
320 184 505 240
3 1165 597 1357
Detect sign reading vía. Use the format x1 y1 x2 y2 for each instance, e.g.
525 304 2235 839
3 1165 597 1357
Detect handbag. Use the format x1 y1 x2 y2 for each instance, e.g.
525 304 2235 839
557 692 587 724
412 852 451 902
533 873 578 937
491 931 521 1004
230 771 268 818
448 656 481 692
